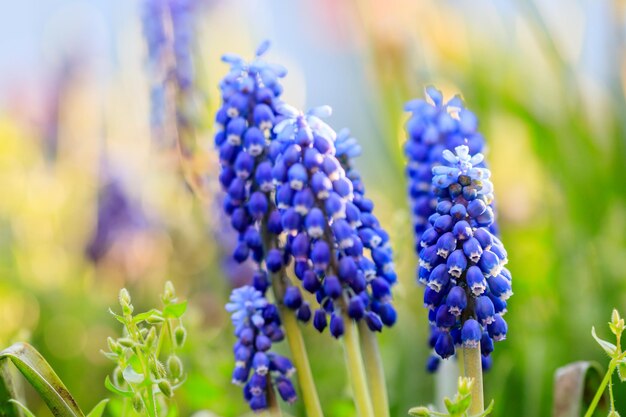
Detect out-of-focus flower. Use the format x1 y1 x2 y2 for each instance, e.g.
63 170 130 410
417 145 511 366
85 169 149 264
226 286 297 411
141 0 199 148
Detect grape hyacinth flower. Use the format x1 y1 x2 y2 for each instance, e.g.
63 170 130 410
216 44 325 417
141 0 199 148
214 42 291 291
417 145 511 368
85 169 149 264
227 286 297 411
404 86 495 246
271 107 398 337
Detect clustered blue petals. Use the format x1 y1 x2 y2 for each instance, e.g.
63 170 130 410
217 43 396 343
226 286 297 411
416 145 511 372
271 113 397 336
404 86 494 247
215 43 290 287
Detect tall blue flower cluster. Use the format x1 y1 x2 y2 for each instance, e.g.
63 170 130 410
214 43 291 297
227 286 297 411
417 145 511 371
141 0 198 139
404 86 491 247
216 44 397 338
270 107 398 337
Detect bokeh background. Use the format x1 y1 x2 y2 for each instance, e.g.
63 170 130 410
1 0 625 416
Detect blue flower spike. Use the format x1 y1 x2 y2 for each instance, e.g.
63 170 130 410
415 143 511 369
270 114 397 336
226 286 297 411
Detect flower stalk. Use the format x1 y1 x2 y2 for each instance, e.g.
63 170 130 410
262 222 324 417
357 320 389 417
343 315 375 417
279 307 324 417
461 345 484 414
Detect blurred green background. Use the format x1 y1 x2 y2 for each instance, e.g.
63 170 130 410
0 0 625 416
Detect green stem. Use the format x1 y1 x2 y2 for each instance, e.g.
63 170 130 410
583 362 616 417
343 316 375 417
357 321 389 417
262 220 324 417
608 372 615 412
278 305 325 417
126 318 158 417
458 350 465 378
462 345 484 415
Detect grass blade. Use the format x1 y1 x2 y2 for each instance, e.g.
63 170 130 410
0 343 85 417
0 359 23 417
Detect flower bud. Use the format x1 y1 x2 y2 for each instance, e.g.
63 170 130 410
132 394 143 412
158 379 173 397
144 327 157 347
457 377 474 396
610 308 625 336
163 281 176 303
107 337 121 354
167 355 183 379
174 326 187 348
117 338 134 348
408 406 433 416
146 314 165 324
119 288 133 315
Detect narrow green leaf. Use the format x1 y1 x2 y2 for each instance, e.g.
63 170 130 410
0 343 85 417
100 352 118 361
133 309 163 324
163 301 188 319
7 401 35 417
0 358 24 417
108 309 126 325
591 327 617 357
472 399 495 417
85 399 109 417
104 376 134 398
618 362 626 382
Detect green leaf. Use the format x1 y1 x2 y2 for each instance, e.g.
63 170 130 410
553 361 607 417
163 301 188 319
0 358 25 417
443 394 470 416
108 308 126 325
104 376 134 398
591 327 617 357
100 351 119 361
85 399 109 417
7 400 35 417
133 309 163 324
472 399 495 417
0 342 85 417
122 366 144 384
618 362 626 382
